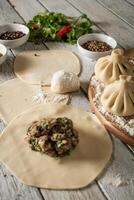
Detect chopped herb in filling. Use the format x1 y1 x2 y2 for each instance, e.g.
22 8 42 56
26 117 79 157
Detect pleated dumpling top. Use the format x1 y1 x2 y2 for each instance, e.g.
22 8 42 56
101 75 134 116
95 48 134 84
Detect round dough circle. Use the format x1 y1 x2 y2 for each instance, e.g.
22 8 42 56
0 78 41 123
14 50 81 85
0 104 112 189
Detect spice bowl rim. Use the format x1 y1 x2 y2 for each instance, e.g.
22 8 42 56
0 43 7 65
0 23 29 49
77 33 117 60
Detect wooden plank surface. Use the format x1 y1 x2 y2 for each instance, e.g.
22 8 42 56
127 0 134 6
98 137 134 200
40 185 106 200
0 163 43 200
97 0 134 28
0 1 45 200
0 1 107 200
25 2 134 199
0 0 134 200
7 0 45 22
67 0 134 48
7 1 107 200
0 0 22 24
0 123 39 200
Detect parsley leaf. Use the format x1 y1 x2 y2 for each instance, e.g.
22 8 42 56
27 11 93 44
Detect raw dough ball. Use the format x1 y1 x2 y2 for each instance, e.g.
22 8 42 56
51 70 80 94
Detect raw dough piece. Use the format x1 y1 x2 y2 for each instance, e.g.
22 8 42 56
14 50 81 85
101 75 134 116
0 78 43 124
51 70 80 94
95 48 134 84
0 104 112 189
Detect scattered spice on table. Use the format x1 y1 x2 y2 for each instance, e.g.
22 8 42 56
0 31 25 40
81 40 112 52
26 117 79 157
34 53 40 56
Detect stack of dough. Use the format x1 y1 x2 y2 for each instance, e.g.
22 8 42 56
95 48 134 84
101 75 134 116
51 70 80 94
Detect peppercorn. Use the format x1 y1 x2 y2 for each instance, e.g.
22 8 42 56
81 40 112 52
0 31 25 40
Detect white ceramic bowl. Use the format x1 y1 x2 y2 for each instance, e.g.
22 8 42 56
0 43 7 65
0 23 29 49
77 33 117 60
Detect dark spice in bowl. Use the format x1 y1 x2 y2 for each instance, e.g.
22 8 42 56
81 40 112 52
0 31 25 40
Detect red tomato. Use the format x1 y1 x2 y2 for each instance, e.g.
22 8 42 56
56 25 72 37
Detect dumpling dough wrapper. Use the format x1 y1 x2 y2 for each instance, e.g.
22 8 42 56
0 104 112 189
0 78 69 124
14 50 81 85
0 78 41 124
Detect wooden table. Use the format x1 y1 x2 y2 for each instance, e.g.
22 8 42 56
0 0 134 199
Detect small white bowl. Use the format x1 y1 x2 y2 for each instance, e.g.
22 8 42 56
0 23 29 49
0 43 7 65
77 33 117 60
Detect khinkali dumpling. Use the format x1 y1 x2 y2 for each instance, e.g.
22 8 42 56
101 75 134 116
51 70 80 94
95 48 134 84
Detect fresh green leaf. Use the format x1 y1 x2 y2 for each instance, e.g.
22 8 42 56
27 11 93 44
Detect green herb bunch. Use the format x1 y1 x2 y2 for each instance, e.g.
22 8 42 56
27 11 92 44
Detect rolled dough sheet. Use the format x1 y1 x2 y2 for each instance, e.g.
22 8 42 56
0 79 69 124
0 78 42 124
14 50 81 85
0 104 112 189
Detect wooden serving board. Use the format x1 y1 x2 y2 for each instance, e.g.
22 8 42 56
88 84 134 146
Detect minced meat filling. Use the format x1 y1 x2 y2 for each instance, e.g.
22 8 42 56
26 117 79 157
